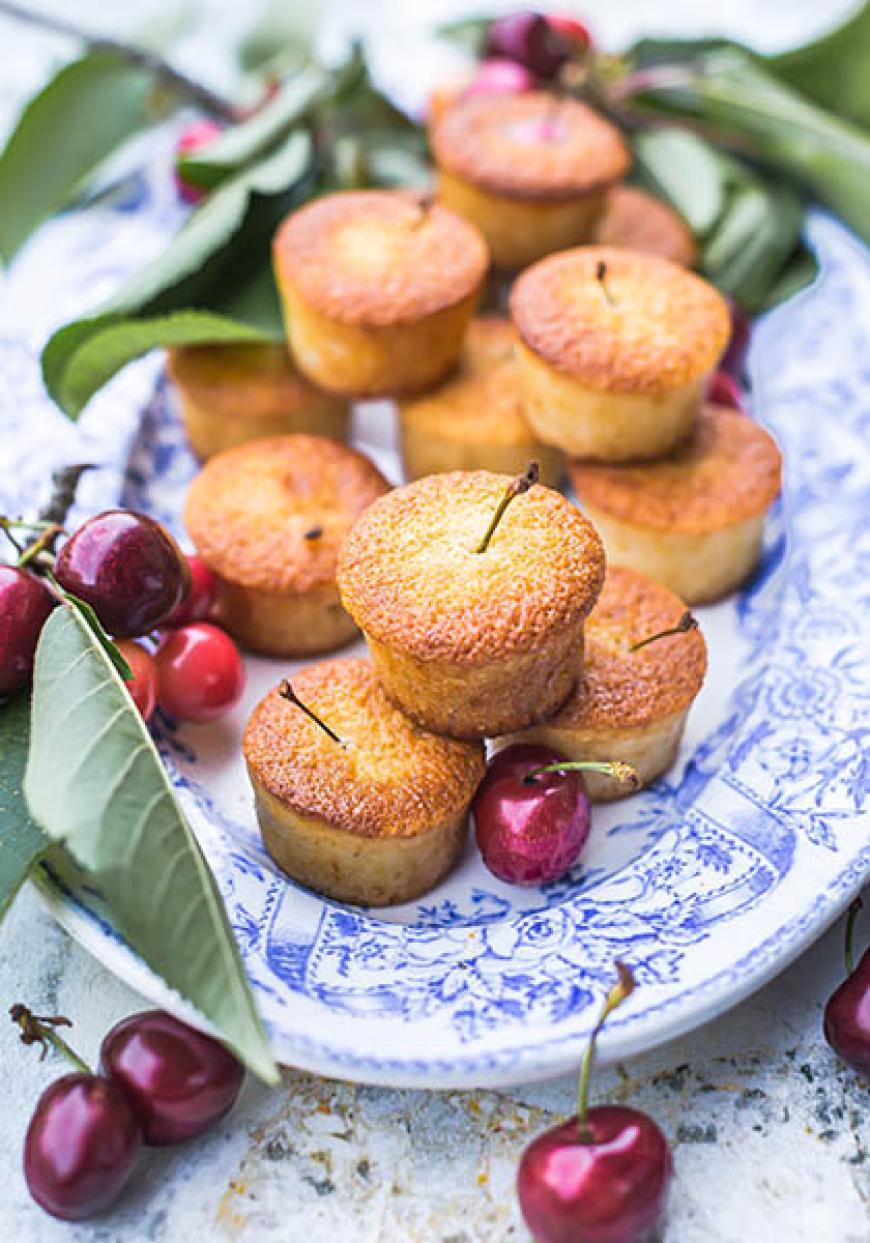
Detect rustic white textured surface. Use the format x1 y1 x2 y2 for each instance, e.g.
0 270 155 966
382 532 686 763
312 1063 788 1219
1 1 867 1239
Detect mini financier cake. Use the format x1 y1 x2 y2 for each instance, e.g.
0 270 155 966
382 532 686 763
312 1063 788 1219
398 317 564 488
184 435 390 656
516 566 707 801
337 469 605 739
272 190 488 397
591 185 697 268
511 246 730 461
166 343 348 461
244 658 485 906
432 93 629 270
570 404 783 604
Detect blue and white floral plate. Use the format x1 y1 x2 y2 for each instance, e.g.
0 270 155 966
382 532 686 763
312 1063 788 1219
2 162 868 1088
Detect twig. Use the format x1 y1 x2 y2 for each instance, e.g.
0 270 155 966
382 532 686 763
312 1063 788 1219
0 0 238 121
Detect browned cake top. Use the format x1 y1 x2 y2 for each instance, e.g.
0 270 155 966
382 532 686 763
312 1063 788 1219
511 246 730 393
550 566 707 731
432 92 629 200
166 343 341 419
243 658 485 838
184 435 390 593
591 185 697 268
338 469 605 665
570 404 783 533
272 190 488 327
398 317 538 448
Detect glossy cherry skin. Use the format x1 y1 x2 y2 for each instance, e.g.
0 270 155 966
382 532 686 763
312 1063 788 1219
166 554 217 626
464 58 536 100
0 565 54 696
154 622 244 723
472 744 590 885
55 510 189 638
100 1010 245 1145
518 1106 673 1243
719 296 751 380
546 13 593 50
115 639 158 723
707 370 744 411
484 12 571 79
24 1073 142 1220
823 947 870 1074
174 118 223 204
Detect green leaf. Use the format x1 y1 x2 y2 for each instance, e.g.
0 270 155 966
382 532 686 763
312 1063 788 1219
44 311 270 420
632 125 812 311
24 606 278 1083
0 51 159 265
0 694 50 921
631 129 725 235
766 1 870 129
43 131 311 417
177 68 327 190
56 591 133 681
628 49 870 244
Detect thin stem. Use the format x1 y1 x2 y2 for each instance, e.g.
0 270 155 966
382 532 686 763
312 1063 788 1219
523 760 640 791
845 897 863 976
17 524 62 569
595 261 616 308
303 527 323 541
0 0 238 121
577 962 635 1137
9 1004 92 1076
473 462 539 555
630 611 698 652
279 680 347 749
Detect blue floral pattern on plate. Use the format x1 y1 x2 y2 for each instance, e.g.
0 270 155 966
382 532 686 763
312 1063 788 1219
2 161 868 1087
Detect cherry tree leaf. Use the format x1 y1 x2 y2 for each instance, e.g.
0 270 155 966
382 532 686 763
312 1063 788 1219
0 694 50 921
24 605 278 1083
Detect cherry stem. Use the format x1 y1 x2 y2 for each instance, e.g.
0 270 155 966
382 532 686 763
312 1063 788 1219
279 680 347 750
522 760 640 790
577 962 635 1139
16 524 63 570
409 190 435 227
845 896 862 976
630 611 698 652
473 462 539 555
9 1004 92 1076
0 0 238 121
595 261 616 308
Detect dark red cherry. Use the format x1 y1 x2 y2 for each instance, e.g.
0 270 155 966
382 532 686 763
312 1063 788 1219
55 510 189 638
484 12 571 79
824 948 870 1073
719 296 751 380
518 1106 673 1243
0 565 55 696
546 13 593 50
154 622 245 723
473 744 590 884
166 554 216 626
707 370 745 411
100 1010 244 1145
24 1073 142 1220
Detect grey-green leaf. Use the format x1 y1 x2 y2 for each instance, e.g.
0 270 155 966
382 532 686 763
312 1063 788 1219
43 310 271 420
237 0 320 74
631 129 725 236
177 68 327 191
0 50 159 265
24 606 278 1083
0 694 50 921
766 1 870 130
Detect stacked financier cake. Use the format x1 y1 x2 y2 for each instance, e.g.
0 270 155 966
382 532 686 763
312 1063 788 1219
510 245 783 602
167 109 783 908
